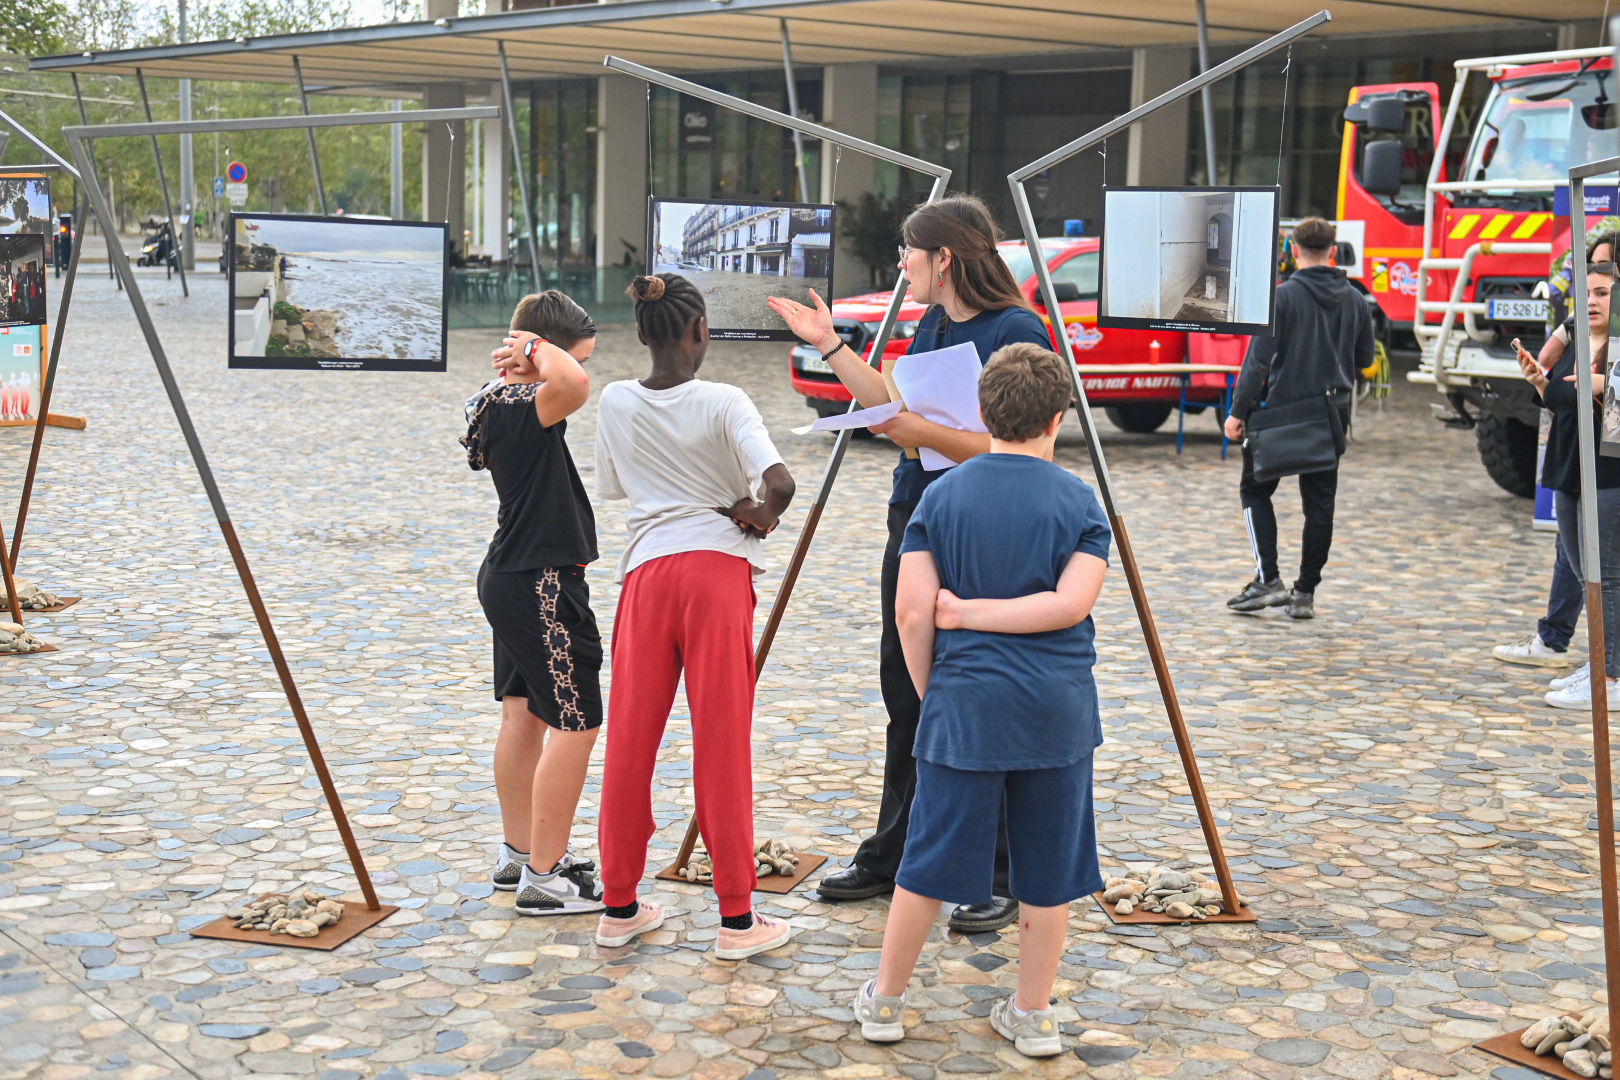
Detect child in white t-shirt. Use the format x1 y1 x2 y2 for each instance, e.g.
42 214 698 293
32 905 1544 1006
592 273 798 961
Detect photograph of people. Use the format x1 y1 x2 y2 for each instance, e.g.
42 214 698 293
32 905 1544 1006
0 234 47 328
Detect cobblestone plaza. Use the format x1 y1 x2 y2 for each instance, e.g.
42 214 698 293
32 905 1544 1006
0 270 1610 1080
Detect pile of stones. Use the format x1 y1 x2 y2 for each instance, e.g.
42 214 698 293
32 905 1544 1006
227 889 346 938
1101 866 1248 919
1520 1009 1611 1078
0 621 45 654
1 578 61 611
676 839 802 884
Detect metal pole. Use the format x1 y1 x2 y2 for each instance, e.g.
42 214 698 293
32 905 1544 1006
135 69 188 296
65 126 382 912
390 100 404 221
779 19 810 201
292 57 329 216
70 75 115 288
178 0 194 271
1568 163 1620 1039
498 42 544 292
1195 0 1219 184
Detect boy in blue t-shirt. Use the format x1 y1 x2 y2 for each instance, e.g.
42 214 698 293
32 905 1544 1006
851 342 1112 1059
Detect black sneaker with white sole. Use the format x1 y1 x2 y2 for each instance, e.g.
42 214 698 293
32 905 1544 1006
493 846 594 892
515 860 606 916
1227 576 1289 612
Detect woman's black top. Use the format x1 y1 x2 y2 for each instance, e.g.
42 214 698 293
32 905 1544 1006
464 382 597 571
1540 344 1620 494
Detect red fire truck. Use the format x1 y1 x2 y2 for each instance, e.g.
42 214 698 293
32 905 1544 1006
1337 46 1617 495
789 238 1237 435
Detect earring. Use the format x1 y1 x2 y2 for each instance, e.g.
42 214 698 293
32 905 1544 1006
936 273 943 286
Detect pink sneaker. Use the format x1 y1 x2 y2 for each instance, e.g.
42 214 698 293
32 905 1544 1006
595 901 666 947
716 912 794 960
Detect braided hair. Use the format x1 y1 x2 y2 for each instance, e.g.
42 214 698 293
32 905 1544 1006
627 273 706 345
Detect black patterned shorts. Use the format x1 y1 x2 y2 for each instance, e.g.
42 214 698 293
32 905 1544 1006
477 563 604 731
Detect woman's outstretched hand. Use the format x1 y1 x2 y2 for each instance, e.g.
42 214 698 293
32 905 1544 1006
766 290 840 354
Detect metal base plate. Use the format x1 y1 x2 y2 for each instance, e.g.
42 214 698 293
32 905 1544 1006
1 642 58 659
1092 891 1258 924
188 897 398 951
1475 1032 1585 1079
30 597 81 613
655 853 828 895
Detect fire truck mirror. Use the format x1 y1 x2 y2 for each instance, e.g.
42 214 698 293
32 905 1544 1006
1334 241 1357 268
1365 97 1406 133
1361 139 1403 197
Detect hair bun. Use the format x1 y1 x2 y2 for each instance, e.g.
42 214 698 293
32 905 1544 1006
632 275 666 302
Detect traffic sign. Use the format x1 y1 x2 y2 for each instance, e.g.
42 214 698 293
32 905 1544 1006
226 182 248 207
226 161 247 184
213 176 224 198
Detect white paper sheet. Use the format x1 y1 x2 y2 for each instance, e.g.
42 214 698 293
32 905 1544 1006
790 399 905 435
891 341 986 471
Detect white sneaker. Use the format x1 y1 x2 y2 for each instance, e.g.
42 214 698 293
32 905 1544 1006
514 860 605 916
989 995 1063 1057
493 845 592 892
1495 633 1576 668
1546 672 1620 710
851 978 907 1042
1551 666 1591 692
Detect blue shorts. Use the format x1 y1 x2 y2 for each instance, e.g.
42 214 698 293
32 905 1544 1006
897 755 1102 908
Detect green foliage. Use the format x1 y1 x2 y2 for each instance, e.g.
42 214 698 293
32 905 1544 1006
273 301 300 323
0 0 68 56
836 192 906 289
264 333 310 357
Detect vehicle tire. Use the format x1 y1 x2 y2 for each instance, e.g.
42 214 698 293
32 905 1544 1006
1105 403 1175 433
811 398 874 439
1475 412 1536 498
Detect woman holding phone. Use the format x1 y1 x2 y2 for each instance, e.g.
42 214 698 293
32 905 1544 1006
767 195 1051 932
1515 262 1619 709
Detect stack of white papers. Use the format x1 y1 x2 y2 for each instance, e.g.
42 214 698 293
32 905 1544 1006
891 342 986 471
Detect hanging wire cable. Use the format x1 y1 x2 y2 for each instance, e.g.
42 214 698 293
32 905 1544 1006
1275 45 1293 193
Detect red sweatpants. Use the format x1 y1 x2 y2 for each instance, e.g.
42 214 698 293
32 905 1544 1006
599 550 758 916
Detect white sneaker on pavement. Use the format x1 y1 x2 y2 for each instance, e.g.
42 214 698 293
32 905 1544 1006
989 995 1063 1057
1546 670 1620 710
851 978 907 1042
1495 633 1576 668
1551 666 1592 692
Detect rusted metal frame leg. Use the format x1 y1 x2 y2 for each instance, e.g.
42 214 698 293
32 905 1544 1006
1011 176 1243 916
0 516 25 626
12 194 87 572
64 130 379 910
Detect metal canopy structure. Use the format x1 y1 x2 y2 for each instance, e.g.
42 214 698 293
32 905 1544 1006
32 0 1579 92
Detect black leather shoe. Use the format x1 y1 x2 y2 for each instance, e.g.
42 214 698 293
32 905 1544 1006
949 896 1020 932
815 864 895 900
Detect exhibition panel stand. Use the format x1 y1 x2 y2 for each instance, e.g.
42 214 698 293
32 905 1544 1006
1007 9 1333 924
61 104 499 948
604 54 951 893
1475 157 1620 1078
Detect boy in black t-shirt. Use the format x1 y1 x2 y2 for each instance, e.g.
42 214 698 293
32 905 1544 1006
462 291 605 915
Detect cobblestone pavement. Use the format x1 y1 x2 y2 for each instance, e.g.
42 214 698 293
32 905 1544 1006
0 269 1611 1080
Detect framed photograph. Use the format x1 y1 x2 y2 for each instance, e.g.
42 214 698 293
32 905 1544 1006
647 197 835 341
0 235 47 328
0 325 43 425
228 213 448 372
0 174 50 235
1099 186 1280 335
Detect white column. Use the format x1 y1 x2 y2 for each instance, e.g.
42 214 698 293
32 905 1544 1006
819 63 877 299
471 119 482 255
390 100 404 220
1126 47 1192 187
178 0 194 268
483 98 508 264
596 73 648 269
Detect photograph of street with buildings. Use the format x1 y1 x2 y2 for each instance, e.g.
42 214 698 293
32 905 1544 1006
650 198 834 340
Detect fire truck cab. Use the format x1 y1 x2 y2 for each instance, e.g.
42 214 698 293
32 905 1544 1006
1337 47 1617 496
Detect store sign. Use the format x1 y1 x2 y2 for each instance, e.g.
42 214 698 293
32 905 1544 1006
1553 186 1619 216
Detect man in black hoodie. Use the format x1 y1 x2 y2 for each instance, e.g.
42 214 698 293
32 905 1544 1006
1223 218 1374 620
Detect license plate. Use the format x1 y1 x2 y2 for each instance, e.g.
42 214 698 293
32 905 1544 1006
794 346 834 375
1486 298 1547 322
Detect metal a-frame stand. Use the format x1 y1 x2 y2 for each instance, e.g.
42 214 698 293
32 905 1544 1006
1475 156 1620 1077
61 104 499 946
603 55 950 892
1007 10 1331 923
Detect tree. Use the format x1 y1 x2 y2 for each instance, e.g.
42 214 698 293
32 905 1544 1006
0 0 68 56
836 192 906 288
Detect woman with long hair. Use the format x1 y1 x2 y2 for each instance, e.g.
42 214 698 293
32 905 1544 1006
1517 263 1620 709
767 194 1053 931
